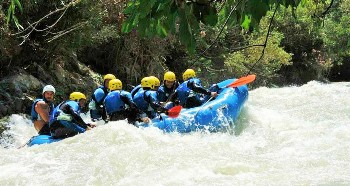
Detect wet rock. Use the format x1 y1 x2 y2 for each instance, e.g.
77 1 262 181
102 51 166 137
0 103 7 117
14 97 23 113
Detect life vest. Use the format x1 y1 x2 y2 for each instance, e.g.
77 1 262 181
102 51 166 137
31 98 54 122
133 89 158 118
104 90 126 115
91 86 109 106
157 85 172 102
50 100 80 124
176 78 201 106
131 84 142 98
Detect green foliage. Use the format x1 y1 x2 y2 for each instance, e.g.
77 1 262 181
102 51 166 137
321 0 350 63
5 0 23 30
122 0 304 54
225 16 292 86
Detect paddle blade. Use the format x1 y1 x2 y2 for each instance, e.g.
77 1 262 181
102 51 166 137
226 74 256 88
167 105 182 118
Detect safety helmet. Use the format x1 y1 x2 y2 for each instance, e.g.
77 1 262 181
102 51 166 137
164 71 176 81
42 85 56 94
149 76 160 87
109 79 123 91
103 74 116 81
141 77 155 89
69 92 86 101
182 69 196 81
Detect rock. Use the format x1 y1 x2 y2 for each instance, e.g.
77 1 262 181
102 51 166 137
0 103 7 117
0 72 42 97
14 97 23 113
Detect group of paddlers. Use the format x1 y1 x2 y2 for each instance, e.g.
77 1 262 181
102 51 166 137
31 69 218 139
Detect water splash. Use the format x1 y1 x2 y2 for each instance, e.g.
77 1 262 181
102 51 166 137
1 81 350 185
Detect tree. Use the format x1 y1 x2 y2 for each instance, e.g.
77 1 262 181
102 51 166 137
121 0 305 54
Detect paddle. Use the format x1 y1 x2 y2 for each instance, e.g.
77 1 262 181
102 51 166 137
166 105 182 118
225 74 256 88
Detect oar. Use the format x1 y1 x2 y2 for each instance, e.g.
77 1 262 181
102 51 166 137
166 105 182 118
225 74 256 88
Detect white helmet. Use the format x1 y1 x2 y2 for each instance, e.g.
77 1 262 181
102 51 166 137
42 85 56 94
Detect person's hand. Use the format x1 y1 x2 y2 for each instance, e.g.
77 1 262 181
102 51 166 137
141 117 151 123
211 92 218 98
86 126 93 131
88 122 97 128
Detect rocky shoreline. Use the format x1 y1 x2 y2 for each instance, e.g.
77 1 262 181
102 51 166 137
0 53 101 118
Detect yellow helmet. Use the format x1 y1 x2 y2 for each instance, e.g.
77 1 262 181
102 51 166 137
164 71 176 81
103 74 116 81
149 76 160 87
182 69 196 81
141 77 155 89
69 92 86 101
109 79 123 91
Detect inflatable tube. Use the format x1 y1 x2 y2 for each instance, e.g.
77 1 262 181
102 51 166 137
27 135 62 147
138 78 248 133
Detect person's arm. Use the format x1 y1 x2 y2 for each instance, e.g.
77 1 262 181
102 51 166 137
61 104 89 129
188 81 211 95
120 93 137 109
35 101 50 123
120 92 150 123
148 92 168 113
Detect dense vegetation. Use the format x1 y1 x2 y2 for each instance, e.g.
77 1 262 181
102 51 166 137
1 0 349 88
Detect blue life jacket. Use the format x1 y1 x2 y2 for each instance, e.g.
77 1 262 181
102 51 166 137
133 89 158 118
131 84 142 98
50 100 80 124
104 90 131 115
92 85 109 106
176 78 202 106
31 98 54 122
50 100 85 133
157 85 172 102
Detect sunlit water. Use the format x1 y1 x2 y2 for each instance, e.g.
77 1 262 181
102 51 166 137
1 81 350 185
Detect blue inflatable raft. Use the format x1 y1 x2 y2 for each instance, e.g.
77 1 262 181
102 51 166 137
27 135 62 147
138 78 249 133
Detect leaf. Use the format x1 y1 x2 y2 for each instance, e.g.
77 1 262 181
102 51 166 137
163 12 177 33
137 17 148 36
14 0 23 12
121 14 139 33
13 16 24 30
6 5 12 24
179 8 196 54
156 19 168 38
241 15 251 30
123 1 139 14
202 5 218 26
246 0 270 26
139 0 157 18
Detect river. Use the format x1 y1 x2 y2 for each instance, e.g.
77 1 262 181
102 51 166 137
0 81 349 185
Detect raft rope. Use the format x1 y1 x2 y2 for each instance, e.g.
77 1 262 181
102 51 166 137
17 136 35 149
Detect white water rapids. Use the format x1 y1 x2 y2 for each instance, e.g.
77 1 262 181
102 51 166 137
0 81 350 185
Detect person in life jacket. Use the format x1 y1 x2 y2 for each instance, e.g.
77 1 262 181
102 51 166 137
31 85 56 135
89 74 116 122
49 92 95 139
130 80 143 99
104 79 150 123
133 77 168 119
176 69 218 108
130 76 160 98
157 71 180 108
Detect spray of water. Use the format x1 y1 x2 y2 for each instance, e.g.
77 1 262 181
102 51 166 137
0 81 350 185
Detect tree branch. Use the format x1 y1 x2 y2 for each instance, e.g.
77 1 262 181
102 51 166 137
12 0 80 45
245 3 279 76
